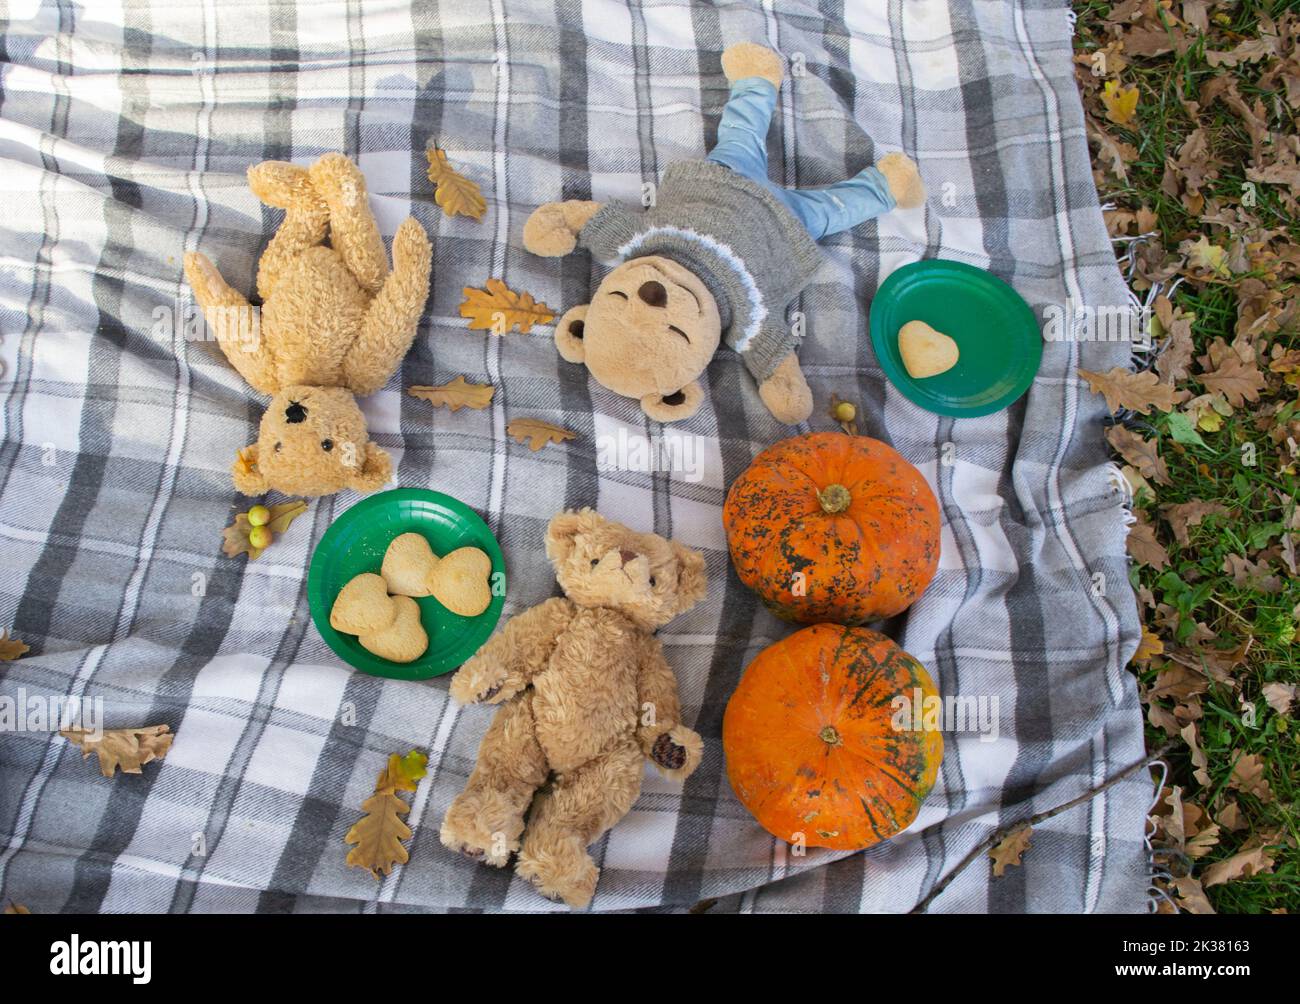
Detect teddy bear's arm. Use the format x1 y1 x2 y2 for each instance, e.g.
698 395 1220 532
521 200 604 258
449 596 574 706
635 638 703 782
182 252 279 395
345 218 433 396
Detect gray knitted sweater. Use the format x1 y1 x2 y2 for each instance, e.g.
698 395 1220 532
577 159 823 383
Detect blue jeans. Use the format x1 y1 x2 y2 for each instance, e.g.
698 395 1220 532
707 77 896 240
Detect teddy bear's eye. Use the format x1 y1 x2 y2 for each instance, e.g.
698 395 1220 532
590 558 599 567
321 439 334 452
274 442 282 453
649 576 656 588
667 325 690 343
608 290 628 301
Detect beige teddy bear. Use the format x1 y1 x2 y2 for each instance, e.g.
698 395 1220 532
183 153 432 497
523 43 923 424
440 509 708 909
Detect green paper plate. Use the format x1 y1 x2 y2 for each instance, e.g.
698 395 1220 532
869 259 1042 417
307 488 506 680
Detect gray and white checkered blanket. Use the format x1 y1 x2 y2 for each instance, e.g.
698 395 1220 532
0 0 1151 913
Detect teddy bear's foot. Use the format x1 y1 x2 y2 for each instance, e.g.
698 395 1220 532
515 842 600 910
877 151 925 210
439 794 521 868
247 161 320 210
721 42 783 88
757 352 814 424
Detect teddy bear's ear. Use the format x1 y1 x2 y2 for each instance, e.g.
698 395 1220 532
544 507 604 565
640 380 704 423
231 444 269 496
671 543 708 613
554 305 589 364
347 442 393 494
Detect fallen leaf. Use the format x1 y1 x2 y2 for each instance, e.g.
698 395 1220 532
409 376 496 413
1171 875 1216 913
1164 411 1206 447
506 418 576 452
1132 627 1165 663
345 750 428 879
1202 844 1275 887
1101 79 1140 126
1223 554 1282 594
1200 352 1266 408
61 725 173 778
460 279 555 335
3 903 31 914
1106 425 1170 484
0 629 29 661
1080 367 1181 414
1261 682 1294 715
1182 235 1229 276
1227 752 1273 802
1181 723 1210 786
1162 500 1228 546
426 148 486 221
222 500 309 560
1127 516 1170 570
1148 664 1206 702
989 826 1032 877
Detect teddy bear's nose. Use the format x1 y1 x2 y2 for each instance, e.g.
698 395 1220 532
618 549 638 565
637 281 667 307
285 401 308 424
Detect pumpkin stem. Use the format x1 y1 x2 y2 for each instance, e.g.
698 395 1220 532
816 484 852 514
819 725 841 746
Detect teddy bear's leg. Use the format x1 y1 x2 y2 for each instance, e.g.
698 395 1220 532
440 696 549 867
343 217 432 396
247 161 330 302
307 153 389 296
706 45 783 183
182 252 279 395
515 738 642 909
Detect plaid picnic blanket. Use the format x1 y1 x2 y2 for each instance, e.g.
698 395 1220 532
0 0 1152 913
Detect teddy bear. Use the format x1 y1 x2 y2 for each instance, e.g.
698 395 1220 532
440 508 708 909
522 43 924 425
183 153 432 497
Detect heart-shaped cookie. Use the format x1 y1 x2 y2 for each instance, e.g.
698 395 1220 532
359 594 428 664
381 532 439 597
898 320 959 379
330 573 398 635
380 533 492 618
429 546 493 617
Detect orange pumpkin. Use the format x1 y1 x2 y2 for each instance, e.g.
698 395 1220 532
723 431 939 624
723 623 942 850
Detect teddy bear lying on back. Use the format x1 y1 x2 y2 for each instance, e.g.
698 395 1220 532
184 153 431 497
524 43 924 424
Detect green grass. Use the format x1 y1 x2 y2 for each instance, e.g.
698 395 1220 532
1074 0 1300 913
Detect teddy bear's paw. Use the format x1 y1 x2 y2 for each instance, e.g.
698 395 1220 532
877 152 925 210
440 800 518 868
247 161 316 209
307 152 368 207
650 725 704 782
516 846 599 909
721 43 784 88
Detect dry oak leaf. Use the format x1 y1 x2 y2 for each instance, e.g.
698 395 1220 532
1261 682 1294 716
4 903 31 914
1200 352 1266 408
409 376 496 413
1228 752 1273 803
1171 875 1216 914
1162 500 1228 547
1222 553 1282 594
1079 367 1180 415
1126 516 1170 570
426 148 486 222
345 750 427 880
506 417 576 452
1181 723 1210 786
1131 627 1165 664
222 499 309 560
460 279 555 335
1100 79 1139 126
1202 844 1275 888
1106 425 1170 485
1181 235 1229 276
989 826 1032 878
61 725 173 778
0 629 29 661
